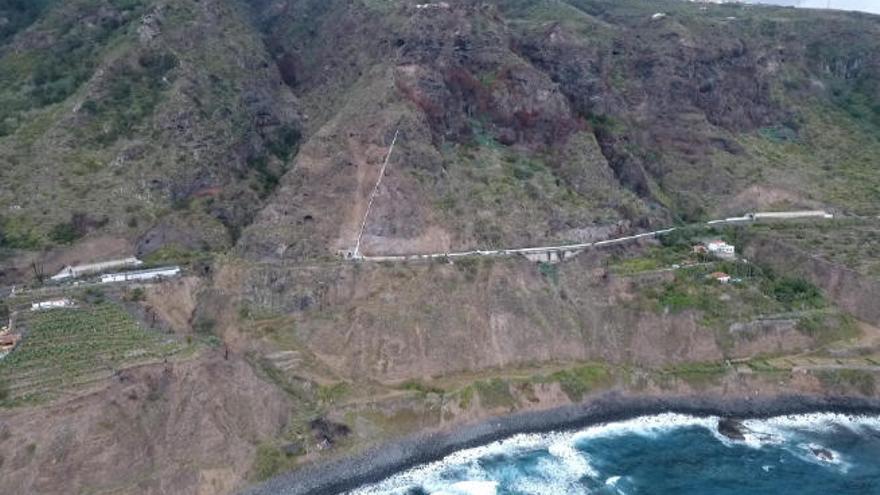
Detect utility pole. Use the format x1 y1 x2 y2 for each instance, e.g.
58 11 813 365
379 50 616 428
353 127 400 259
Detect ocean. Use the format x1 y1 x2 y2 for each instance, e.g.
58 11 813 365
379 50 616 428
348 413 880 495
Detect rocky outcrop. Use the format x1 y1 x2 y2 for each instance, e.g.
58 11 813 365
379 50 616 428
717 417 746 441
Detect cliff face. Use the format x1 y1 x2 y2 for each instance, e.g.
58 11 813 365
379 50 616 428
215 252 826 383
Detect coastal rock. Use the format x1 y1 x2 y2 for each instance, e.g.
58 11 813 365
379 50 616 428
811 446 835 462
718 417 746 441
310 418 351 447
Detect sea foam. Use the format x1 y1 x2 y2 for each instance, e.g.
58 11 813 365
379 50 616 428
348 412 880 494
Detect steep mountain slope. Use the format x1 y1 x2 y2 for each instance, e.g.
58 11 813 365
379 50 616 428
0 1 879 494
0 0 300 258
238 0 880 261
2 0 878 262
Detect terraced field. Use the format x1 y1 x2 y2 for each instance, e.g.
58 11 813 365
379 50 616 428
752 220 880 278
0 303 190 407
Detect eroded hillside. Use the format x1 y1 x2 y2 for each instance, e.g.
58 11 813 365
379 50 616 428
1 1 880 494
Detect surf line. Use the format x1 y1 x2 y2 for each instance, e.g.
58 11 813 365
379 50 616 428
353 127 400 259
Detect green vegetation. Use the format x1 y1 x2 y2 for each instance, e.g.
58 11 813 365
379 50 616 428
399 380 444 397
538 262 558 284
815 369 876 396
48 221 83 245
753 222 880 278
80 49 178 145
457 385 475 409
663 361 729 387
0 303 187 407
656 281 717 314
0 1 59 43
473 378 515 409
0 0 145 137
246 122 303 199
251 444 288 482
548 363 610 401
433 132 624 249
125 287 146 302
453 257 480 282
143 244 211 266
0 215 41 249
317 382 351 404
266 124 302 162
764 276 823 310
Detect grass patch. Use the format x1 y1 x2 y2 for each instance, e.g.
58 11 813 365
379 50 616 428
548 363 610 401
663 361 729 387
474 378 514 409
399 379 444 397
80 49 178 145
538 262 558 284
317 382 351 404
251 443 291 482
453 257 480 282
458 385 475 409
797 312 860 345
763 276 823 310
815 369 876 396
142 244 210 266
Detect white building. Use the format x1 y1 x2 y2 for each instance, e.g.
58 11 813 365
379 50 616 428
31 299 75 311
706 240 736 259
752 211 834 220
51 257 144 282
100 266 181 284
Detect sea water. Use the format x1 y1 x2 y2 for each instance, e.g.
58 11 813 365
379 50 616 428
348 413 880 495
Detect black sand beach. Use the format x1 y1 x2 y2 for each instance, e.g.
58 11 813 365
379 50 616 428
241 393 880 495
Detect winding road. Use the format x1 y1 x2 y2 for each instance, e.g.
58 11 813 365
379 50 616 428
355 213 834 263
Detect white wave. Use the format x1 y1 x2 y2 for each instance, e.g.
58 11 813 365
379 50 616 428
784 442 851 474
605 475 629 495
548 436 598 478
572 413 718 442
745 412 880 435
349 412 880 494
732 412 880 454
506 438 597 494
349 431 578 495
435 480 498 495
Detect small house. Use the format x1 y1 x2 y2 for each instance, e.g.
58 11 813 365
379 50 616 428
705 240 736 259
710 272 731 284
0 333 21 352
31 299 74 311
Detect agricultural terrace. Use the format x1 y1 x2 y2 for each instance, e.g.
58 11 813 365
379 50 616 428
607 228 860 347
0 303 190 407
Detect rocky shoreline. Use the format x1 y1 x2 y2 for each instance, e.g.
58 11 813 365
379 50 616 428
242 393 880 495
